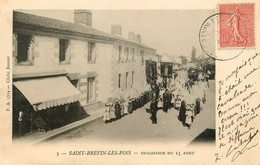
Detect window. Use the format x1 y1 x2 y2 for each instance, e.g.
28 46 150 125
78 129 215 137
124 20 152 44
88 42 95 62
132 71 134 86
118 74 121 88
131 48 135 61
87 77 95 102
125 47 129 61
118 46 122 61
70 80 79 89
141 50 144 64
17 33 34 64
59 39 70 64
125 72 128 89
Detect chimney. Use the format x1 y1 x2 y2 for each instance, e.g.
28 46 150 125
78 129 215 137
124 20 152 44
74 10 92 27
136 34 141 43
128 32 136 41
111 24 122 36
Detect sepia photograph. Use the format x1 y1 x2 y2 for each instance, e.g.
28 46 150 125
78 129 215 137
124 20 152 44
1 0 260 164
12 9 216 145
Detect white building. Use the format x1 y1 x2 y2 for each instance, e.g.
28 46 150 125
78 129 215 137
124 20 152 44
12 10 156 137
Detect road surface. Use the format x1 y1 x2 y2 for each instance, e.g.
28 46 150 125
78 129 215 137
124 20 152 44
49 80 215 146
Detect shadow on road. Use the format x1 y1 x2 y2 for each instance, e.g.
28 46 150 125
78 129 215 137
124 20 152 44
188 128 215 145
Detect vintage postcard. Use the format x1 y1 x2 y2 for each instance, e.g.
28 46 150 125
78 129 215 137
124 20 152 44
0 0 259 164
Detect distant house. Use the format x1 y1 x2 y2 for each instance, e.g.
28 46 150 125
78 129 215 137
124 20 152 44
155 54 173 78
171 57 182 70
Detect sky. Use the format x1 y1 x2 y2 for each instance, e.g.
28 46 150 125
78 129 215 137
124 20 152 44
19 9 214 58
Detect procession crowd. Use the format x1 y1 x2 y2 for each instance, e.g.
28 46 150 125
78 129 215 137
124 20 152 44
103 67 210 130
150 68 209 128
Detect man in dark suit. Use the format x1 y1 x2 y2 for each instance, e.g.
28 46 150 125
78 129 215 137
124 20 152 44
150 83 159 124
179 100 186 127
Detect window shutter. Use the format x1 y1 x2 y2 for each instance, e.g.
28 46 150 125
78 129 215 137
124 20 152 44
67 41 72 62
93 44 97 61
12 35 17 57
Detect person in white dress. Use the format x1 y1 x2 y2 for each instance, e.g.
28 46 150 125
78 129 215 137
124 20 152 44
103 103 110 122
185 108 193 129
185 85 195 126
158 87 164 108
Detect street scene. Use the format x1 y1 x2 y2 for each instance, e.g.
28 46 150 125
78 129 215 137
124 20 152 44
49 80 215 145
12 10 216 145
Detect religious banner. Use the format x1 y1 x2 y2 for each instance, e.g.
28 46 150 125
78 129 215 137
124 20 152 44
145 60 157 84
161 62 173 78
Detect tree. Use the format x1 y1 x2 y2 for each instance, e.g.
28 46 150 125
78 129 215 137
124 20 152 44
179 56 188 65
191 46 196 63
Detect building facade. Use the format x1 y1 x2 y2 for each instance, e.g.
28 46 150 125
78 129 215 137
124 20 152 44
12 10 156 137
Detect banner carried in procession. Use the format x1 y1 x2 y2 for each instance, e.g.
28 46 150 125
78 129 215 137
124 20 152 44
145 60 157 84
161 62 173 78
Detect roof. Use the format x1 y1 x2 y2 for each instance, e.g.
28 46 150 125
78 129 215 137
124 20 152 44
13 11 155 50
161 56 172 63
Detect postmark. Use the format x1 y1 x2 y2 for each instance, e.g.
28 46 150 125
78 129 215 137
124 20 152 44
199 3 255 61
199 13 216 60
219 4 255 48
199 13 243 61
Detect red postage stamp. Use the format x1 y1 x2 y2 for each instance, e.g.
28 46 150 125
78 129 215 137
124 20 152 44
219 4 255 48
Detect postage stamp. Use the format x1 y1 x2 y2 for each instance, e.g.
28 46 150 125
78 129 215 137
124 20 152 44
219 3 255 48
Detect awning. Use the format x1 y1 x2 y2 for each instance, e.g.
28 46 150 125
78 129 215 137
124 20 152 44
13 76 81 111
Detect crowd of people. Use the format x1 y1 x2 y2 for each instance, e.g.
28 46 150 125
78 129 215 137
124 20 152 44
149 68 209 129
103 67 211 129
